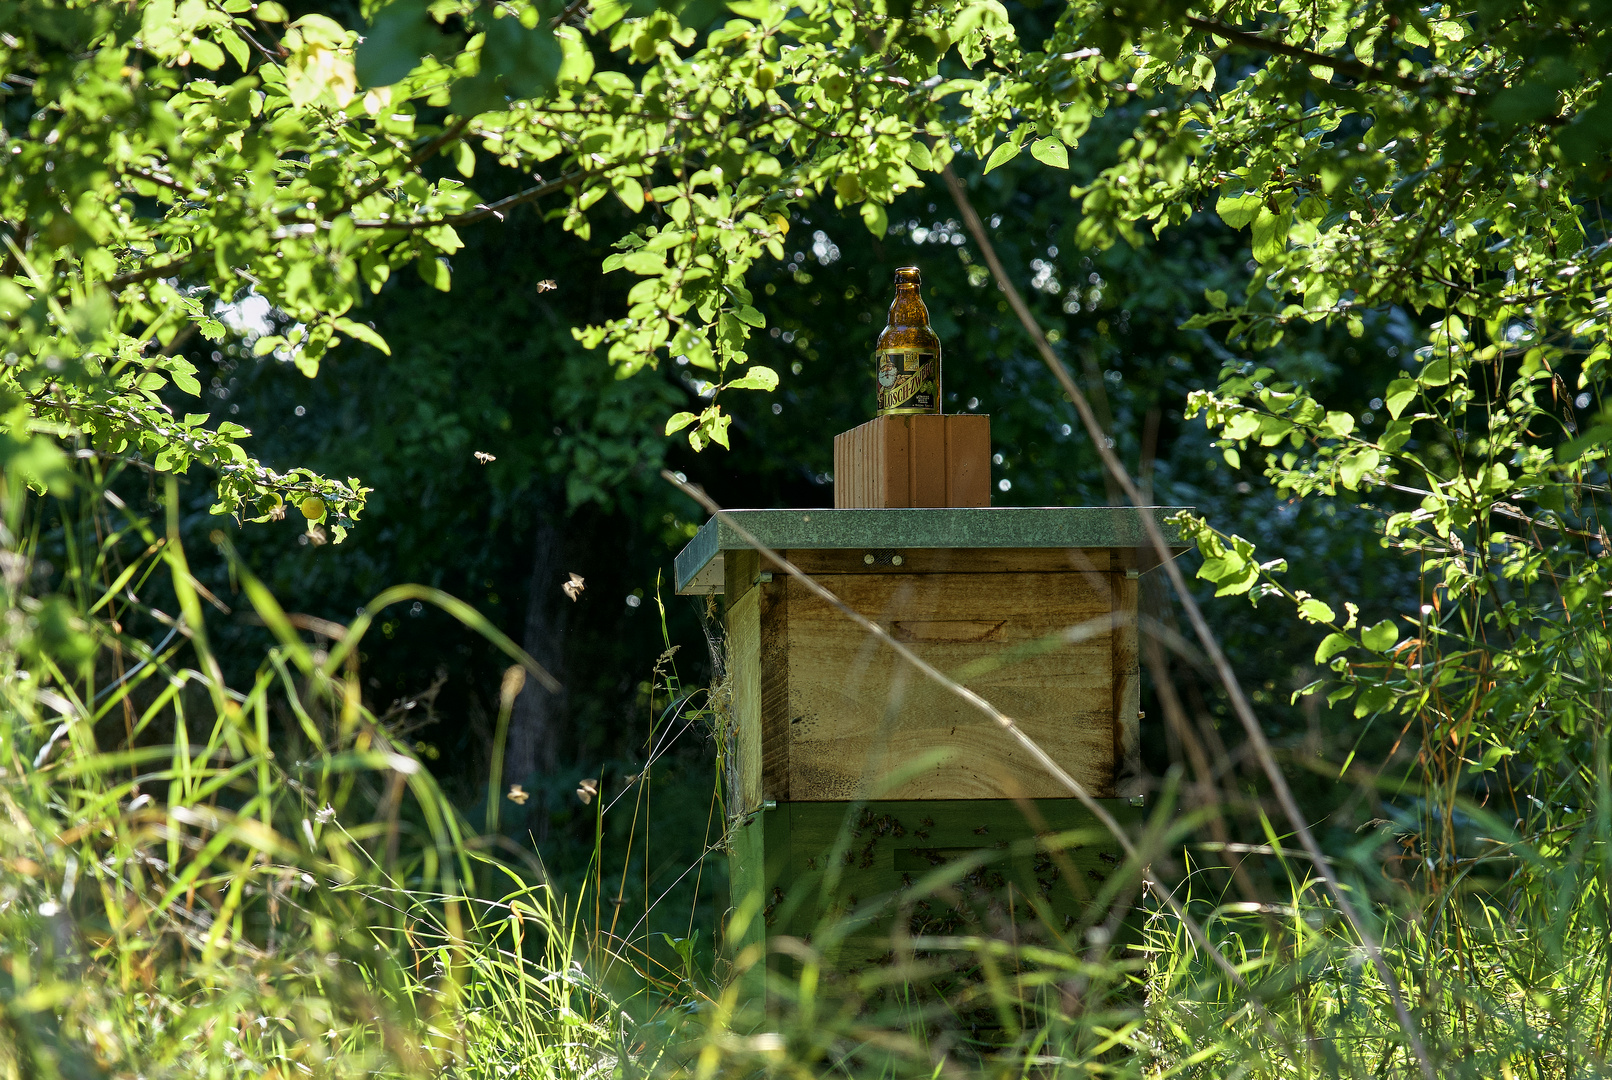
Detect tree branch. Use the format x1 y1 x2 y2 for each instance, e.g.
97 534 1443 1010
350 116 474 207
350 170 583 230
232 22 284 67
124 166 206 200
110 258 189 289
1185 15 1431 93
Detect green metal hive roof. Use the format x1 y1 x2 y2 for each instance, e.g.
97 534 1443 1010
673 506 1191 594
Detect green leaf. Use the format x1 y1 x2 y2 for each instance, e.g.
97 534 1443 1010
1470 745 1516 774
691 406 731 451
166 357 202 396
1338 448 1380 490
664 411 697 435
1377 421 1411 455
1250 208 1293 264
1030 137 1069 169
614 176 645 213
1353 684 1394 718
860 201 888 238
0 433 71 495
622 250 667 275
1215 191 1262 229
1195 533 1259 596
588 0 630 31
1361 618 1399 652
1297 598 1336 623
220 31 248 72
333 317 392 356
417 254 451 292
1384 378 1417 419
1558 100 1612 164
983 140 1021 174
1420 358 1453 386
725 366 778 391
1221 412 1260 440
1315 633 1353 663
907 140 933 171
187 37 226 70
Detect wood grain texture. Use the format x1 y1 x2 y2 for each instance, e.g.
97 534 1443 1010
1110 573 1142 799
834 417 908 508
758 578 792 802
728 588 762 813
769 572 1119 800
724 549 759 611
941 414 990 507
909 415 947 507
725 811 767 1000
786 547 1112 576
833 415 991 508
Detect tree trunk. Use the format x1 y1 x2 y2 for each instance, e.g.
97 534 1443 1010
506 515 568 790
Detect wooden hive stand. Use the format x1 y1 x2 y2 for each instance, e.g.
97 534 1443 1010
674 504 1190 1000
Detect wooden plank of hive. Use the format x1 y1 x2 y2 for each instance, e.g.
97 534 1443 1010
787 547 1112 576
728 587 762 813
772 569 1117 800
1110 569 1142 799
759 578 792 803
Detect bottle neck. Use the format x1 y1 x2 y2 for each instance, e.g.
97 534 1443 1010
888 285 929 326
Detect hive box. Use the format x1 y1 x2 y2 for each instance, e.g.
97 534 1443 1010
673 507 1189 981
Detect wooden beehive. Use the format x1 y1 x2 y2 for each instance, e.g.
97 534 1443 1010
673 507 1188 983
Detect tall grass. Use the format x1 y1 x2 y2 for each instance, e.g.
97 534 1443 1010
0 476 628 1078
4 458 1611 1079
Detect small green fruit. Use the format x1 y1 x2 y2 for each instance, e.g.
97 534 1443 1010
299 496 325 520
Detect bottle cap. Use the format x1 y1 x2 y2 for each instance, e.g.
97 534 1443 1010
893 266 921 285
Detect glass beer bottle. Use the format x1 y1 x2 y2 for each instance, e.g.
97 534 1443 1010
873 266 942 416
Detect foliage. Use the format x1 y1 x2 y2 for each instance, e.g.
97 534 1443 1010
1061 0 1612 909
7 0 1612 1075
6 0 1611 509
0 477 639 1078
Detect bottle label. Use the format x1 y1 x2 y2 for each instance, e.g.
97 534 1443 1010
874 348 939 414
